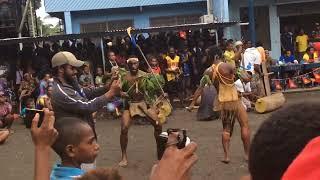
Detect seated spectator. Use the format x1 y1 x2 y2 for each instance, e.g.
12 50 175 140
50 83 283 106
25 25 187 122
79 64 94 88
0 91 18 131
19 73 36 107
279 50 296 64
95 67 104 88
36 86 53 110
303 47 319 63
0 129 9 144
235 72 253 111
247 102 320 180
21 98 36 119
50 117 99 179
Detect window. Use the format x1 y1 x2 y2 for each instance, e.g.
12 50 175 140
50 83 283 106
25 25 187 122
80 19 133 33
150 14 202 27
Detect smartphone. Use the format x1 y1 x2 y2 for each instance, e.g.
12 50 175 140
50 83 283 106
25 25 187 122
24 108 44 128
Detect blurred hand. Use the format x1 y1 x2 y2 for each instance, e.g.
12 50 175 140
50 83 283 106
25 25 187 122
108 79 121 96
31 109 58 148
120 91 129 98
150 133 198 180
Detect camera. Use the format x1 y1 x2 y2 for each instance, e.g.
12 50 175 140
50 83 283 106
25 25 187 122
157 128 190 160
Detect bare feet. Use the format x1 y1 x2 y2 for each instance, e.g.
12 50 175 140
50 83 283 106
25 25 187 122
118 159 128 167
221 157 230 164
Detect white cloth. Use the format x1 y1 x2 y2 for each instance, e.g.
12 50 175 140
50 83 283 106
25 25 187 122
243 48 262 74
235 79 251 93
16 70 23 85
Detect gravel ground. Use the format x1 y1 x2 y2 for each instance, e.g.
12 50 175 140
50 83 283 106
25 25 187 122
1 91 319 180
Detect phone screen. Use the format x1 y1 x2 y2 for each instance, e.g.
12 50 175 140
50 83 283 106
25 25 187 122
25 109 44 128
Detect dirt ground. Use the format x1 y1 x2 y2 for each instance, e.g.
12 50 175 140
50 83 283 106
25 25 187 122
0 91 319 180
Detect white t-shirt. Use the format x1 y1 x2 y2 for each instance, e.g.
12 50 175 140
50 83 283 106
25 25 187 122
235 79 251 93
243 48 262 74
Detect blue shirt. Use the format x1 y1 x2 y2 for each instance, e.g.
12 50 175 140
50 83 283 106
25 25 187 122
50 164 85 180
279 55 295 64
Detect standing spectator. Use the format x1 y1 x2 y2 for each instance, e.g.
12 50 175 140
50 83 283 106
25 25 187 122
79 64 94 87
39 73 50 97
148 56 161 75
281 26 295 53
19 73 36 104
296 29 309 61
165 47 183 105
224 41 236 67
312 22 320 39
191 40 205 86
51 51 120 135
106 51 119 73
15 62 23 97
180 46 192 101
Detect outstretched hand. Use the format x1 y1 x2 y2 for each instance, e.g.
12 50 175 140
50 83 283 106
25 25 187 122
108 79 121 96
31 109 58 148
150 133 198 180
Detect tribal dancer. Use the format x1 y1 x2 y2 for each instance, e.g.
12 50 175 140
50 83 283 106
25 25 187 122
118 57 164 167
188 46 250 163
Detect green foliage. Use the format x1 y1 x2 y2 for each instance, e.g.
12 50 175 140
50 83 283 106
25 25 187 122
36 17 61 36
200 75 212 87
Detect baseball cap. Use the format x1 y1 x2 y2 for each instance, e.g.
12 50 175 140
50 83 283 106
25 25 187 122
51 51 85 68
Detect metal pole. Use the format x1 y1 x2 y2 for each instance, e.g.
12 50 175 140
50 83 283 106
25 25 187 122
29 0 35 37
207 0 212 15
33 0 39 36
248 0 256 45
100 38 106 74
18 0 31 33
215 30 219 46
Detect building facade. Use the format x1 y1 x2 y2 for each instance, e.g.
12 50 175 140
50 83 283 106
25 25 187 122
44 0 320 58
44 0 208 34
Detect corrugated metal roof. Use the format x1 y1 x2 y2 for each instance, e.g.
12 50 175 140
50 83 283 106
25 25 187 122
45 0 206 13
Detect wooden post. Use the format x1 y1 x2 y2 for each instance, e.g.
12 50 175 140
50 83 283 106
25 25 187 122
262 61 271 96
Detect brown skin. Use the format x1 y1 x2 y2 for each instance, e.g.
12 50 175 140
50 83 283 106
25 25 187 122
31 109 58 180
0 95 17 129
62 123 100 168
57 64 120 99
44 87 53 111
150 133 198 180
119 61 162 167
217 63 250 163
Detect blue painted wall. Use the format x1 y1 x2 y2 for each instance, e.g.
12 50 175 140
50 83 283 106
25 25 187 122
70 3 206 34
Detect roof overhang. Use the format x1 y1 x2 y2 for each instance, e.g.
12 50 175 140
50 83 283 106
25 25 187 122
0 22 239 45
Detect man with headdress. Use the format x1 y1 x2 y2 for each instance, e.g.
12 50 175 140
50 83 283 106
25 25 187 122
119 57 164 167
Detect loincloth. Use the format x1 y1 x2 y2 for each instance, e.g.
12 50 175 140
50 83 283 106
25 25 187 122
219 100 242 136
129 101 148 117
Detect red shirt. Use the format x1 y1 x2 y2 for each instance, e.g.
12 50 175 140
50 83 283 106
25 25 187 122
151 67 161 75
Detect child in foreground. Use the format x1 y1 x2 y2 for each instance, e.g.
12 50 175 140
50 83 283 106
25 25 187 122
31 110 198 180
50 117 100 179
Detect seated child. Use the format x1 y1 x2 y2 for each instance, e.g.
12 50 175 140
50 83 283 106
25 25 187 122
0 91 18 131
95 67 104 88
50 117 100 180
279 50 296 64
